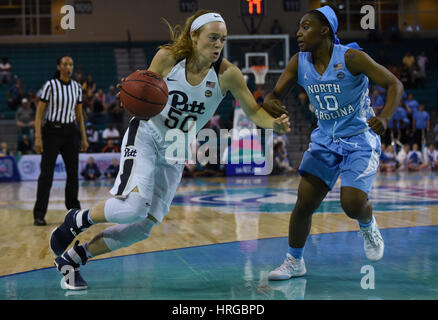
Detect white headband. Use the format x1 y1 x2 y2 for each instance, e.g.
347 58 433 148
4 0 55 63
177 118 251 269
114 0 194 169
190 13 226 32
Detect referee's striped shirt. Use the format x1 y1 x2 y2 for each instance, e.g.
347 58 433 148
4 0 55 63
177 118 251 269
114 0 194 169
40 78 83 124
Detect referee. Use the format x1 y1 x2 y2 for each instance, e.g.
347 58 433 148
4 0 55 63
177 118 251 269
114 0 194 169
33 56 88 226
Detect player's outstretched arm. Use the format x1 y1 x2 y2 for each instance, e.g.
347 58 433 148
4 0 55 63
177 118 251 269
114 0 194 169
262 53 298 118
345 49 404 135
221 61 290 134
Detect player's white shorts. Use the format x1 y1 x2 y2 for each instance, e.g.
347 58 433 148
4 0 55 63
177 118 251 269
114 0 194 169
110 117 184 224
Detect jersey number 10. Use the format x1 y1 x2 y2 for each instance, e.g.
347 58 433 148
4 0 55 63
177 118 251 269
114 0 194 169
314 94 339 111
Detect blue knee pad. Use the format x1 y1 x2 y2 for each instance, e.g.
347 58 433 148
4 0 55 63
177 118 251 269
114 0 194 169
104 192 151 224
102 217 156 251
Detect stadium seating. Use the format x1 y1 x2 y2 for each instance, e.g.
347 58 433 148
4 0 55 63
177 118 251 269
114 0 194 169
0 42 118 119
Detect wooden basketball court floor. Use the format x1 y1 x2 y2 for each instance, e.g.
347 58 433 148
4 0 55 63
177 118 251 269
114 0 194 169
0 172 437 300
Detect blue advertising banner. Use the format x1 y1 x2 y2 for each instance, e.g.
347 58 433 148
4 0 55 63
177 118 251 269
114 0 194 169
0 156 21 182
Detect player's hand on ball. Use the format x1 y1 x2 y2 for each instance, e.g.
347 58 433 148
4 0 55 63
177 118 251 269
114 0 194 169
116 77 126 107
273 114 291 134
367 116 386 135
262 99 288 118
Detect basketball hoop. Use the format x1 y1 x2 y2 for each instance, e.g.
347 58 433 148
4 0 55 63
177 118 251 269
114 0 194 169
250 65 269 85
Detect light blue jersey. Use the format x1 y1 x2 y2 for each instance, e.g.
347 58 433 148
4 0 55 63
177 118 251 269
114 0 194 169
297 44 381 194
297 44 374 139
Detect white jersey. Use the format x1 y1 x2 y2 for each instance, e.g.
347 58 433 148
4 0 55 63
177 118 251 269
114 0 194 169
146 58 225 161
110 58 225 220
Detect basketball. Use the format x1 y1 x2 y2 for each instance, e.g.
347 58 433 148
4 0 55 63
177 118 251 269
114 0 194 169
119 70 168 118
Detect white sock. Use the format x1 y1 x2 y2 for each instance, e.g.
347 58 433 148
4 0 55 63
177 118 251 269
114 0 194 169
66 246 83 265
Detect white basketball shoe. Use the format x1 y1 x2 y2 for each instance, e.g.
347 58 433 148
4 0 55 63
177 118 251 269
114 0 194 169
360 217 384 261
268 253 306 280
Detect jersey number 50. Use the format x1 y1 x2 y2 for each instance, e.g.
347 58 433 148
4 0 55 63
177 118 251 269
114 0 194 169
164 107 198 133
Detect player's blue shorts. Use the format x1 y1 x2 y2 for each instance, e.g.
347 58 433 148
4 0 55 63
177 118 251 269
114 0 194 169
298 128 381 194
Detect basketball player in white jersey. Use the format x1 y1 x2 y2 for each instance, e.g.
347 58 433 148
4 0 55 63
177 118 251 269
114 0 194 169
49 10 290 290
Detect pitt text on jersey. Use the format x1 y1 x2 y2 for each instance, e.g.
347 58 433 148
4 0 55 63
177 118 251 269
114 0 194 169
164 90 206 133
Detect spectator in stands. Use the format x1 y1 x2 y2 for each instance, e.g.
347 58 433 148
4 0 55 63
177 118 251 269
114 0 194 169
370 88 384 116
395 103 410 145
105 85 117 112
27 88 38 112
0 141 12 156
107 92 124 130
434 123 438 148
403 21 413 32
412 103 430 147
16 98 35 135
95 88 107 111
399 65 410 89
407 143 428 171
85 87 108 125
402 52 416 87
102 123 120 145
379 144 399 172
83 88 95 115
101 139 120 153
85 122 99 153
273 139 294 175
404 93 419 119
104 158 120 179
81 156 101 180
75 69 86 89
402 52 416 70
427 144 438 171
0 57 11 85
92 89 105 114
371 84 385 96
396 144 410 170
410 64 422 88
416 51 428 89
7 79 26 111
17 134 33 155
274 131 290 148
84 74 96 93
270 19 283 34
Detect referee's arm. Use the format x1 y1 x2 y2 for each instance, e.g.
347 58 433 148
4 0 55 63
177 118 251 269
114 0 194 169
34 100 48 154
75 103 89 152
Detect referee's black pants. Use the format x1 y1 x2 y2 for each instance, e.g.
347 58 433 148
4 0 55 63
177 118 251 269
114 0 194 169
33 124 81 220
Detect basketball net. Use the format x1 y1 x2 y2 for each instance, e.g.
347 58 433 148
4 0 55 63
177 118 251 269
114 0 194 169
250 65 269 85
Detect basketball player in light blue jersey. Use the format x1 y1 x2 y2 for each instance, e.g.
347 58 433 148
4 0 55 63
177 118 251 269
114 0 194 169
265 4 404 280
